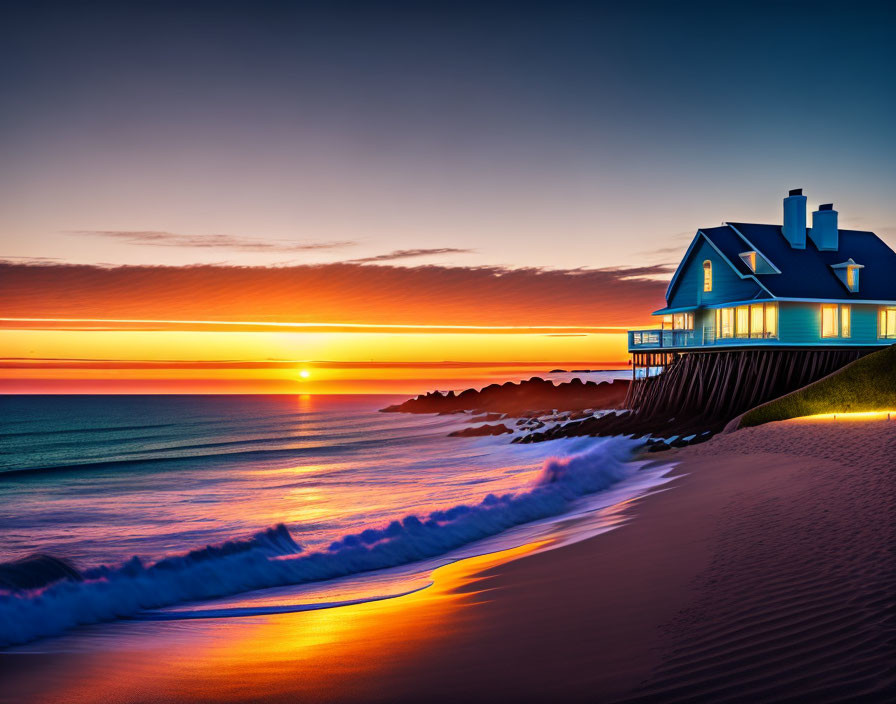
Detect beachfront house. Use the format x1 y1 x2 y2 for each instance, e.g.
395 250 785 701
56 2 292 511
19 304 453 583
624 189 896 421
629 189 896 357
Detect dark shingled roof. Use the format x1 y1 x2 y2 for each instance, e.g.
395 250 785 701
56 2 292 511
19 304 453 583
699 222 896 301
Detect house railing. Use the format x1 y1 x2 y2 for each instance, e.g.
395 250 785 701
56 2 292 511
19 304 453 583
628 325 791 350
628 329 700 349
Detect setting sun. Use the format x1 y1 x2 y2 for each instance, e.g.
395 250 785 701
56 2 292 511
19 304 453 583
299 369 311 379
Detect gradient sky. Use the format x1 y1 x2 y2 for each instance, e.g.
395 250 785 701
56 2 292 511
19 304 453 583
2 0 894 392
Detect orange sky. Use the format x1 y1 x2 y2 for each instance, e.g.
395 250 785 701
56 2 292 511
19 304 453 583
0 261 661 393
0 329 631 394
0 261 668 327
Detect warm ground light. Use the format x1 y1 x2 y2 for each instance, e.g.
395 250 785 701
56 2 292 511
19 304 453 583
739 344 896 426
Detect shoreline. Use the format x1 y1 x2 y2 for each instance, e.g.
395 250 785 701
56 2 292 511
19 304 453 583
414 417 896 702
1 417 893 702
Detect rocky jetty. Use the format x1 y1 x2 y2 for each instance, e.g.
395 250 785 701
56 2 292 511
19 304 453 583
511 409 722 446
381 377 630 416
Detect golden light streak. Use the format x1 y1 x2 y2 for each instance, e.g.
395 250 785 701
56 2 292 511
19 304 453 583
0 317 632 334
794 411 896 421
49 542 545 704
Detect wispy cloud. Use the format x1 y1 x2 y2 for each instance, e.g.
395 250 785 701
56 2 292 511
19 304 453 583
346 248 473 263
636 232 694 259
0 261 669 328
595 264 676 279
0 255 65 265
67 230 356 253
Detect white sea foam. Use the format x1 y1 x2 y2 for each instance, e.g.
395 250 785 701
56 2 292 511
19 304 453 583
0 436 637 647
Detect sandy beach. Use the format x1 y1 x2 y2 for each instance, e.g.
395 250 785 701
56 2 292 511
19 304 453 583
2 417 893 703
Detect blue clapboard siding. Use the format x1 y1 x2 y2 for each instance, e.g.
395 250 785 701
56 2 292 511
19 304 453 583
780 302 821 343
666 237 761 310
852 305 882 341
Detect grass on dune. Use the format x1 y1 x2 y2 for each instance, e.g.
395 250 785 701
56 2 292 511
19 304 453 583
741 343 896 427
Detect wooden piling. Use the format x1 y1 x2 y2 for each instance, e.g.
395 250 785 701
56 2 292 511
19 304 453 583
625 347 869 427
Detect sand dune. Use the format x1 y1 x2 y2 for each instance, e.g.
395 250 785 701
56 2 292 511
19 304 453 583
620 421 895 702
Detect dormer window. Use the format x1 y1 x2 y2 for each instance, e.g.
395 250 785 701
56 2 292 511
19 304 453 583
703 260 712 292
737 249 778 274
830 258 863 293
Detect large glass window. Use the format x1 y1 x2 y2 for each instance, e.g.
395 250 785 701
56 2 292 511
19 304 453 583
715 307 735 338
880 306 896 339
765 303 777 337
735 306 749 338
822 304 851 338
715 303 777 340
821 304 838 338
672 312 694 330
703 261 712 292
750 304 765 338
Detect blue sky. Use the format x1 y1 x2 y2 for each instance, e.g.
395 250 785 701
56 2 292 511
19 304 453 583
2 0 894 270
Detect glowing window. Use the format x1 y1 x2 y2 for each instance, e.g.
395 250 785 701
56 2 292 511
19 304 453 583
722 308 734 338
715 308 734 338
880 307 896 339
672 313 695 330
750 304 764 338
703 261 712 292
765 303 777 337
821 304 839 338
715 303 776 340
724 308 734 338
736 306 749 337
841 305 851 338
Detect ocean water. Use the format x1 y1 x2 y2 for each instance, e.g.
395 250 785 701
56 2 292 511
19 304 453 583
0 386 674 648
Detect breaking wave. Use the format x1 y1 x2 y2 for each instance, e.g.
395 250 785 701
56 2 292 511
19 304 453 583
0 437 637 647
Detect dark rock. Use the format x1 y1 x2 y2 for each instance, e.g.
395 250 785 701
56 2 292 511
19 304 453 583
381 377 630 416
510 408 723 446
